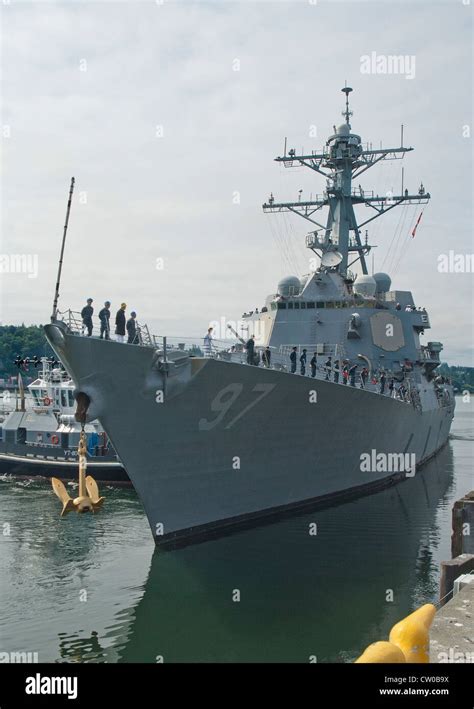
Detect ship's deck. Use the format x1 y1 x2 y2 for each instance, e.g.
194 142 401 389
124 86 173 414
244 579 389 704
56 309 429 410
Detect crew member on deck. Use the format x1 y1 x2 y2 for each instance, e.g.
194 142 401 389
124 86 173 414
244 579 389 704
290 347 297 374
246 335 256 365
349 363 358 387
81 298 94 337
262 346 271 368
203 327 213 356
99 301 111 340
333 359 340 384
342 361 349 385
310 352 317 378
300 349 307 376
380 371 387 395
127 311 139 344
324 356 332 380
115 303 127 343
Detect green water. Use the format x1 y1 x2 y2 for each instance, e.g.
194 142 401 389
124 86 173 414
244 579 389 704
1 400 473 663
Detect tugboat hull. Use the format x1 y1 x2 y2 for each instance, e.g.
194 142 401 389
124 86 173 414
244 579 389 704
0 447 128 485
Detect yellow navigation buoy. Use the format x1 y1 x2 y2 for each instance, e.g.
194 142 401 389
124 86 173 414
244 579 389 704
355 641 406 664
389 603 436 663
51 430 105 515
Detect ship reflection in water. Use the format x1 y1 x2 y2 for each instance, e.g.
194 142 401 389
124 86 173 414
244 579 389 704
119 445 456 663
0 401 472 663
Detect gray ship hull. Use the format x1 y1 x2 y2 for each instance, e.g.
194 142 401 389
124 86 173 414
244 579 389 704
45 324 454 547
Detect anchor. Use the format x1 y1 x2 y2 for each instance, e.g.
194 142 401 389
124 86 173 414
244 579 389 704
52 389 105 515
52 428 105 515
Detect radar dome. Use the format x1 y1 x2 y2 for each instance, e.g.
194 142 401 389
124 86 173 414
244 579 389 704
336 124 350 136
372 272 392 294
353 275 377 298
277 276 301 297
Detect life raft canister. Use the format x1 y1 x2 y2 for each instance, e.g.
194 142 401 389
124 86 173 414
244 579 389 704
43 396 52 406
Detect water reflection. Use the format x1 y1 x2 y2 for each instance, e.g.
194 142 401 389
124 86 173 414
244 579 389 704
0 434 466 663
117 445 455 663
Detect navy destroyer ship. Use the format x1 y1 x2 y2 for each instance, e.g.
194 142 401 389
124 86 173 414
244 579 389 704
45 87 455 547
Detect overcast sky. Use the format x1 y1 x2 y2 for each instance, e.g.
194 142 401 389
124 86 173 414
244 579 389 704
1 0 472 364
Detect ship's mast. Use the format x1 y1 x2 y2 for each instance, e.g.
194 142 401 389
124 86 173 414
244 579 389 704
263 86 431 277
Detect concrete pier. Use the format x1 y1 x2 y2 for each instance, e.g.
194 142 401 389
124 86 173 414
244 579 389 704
430 577 474 662
440 553 474 606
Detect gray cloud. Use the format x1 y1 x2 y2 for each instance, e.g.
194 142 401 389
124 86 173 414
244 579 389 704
1 0 472 364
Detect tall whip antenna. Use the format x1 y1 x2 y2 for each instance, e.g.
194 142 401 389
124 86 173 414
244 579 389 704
51 177 75 322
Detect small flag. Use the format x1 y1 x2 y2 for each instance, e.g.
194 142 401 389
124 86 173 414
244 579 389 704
412 211 423 238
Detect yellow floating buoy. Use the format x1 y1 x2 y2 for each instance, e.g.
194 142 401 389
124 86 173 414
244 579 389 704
355 641 406 664
52 429 105 516
389 603 436 663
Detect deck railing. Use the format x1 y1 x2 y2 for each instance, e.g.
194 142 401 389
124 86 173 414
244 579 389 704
58 309 161 347
56 310 441 409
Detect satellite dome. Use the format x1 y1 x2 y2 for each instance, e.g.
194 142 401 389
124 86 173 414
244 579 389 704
372 272 392 294
353 275 377 298
336 124 350 136
277 276 301 297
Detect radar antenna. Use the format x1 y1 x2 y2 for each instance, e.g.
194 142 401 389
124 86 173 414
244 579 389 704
263 86 430 276
342 83 353 125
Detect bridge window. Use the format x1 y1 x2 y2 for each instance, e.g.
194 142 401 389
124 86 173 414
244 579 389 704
293 302 300 309
316 301 325 308
277 302 286 310
288 302 294 309
307 302 315 309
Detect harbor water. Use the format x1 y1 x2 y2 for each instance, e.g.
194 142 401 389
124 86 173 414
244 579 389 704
0 398 472 663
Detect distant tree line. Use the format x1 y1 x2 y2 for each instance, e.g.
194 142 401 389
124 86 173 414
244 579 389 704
0 325 54 378
438 363 474 393
0 325 472 391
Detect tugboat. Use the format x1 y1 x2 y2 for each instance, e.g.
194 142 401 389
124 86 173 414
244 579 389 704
45 86 455 547
0 357 128 484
